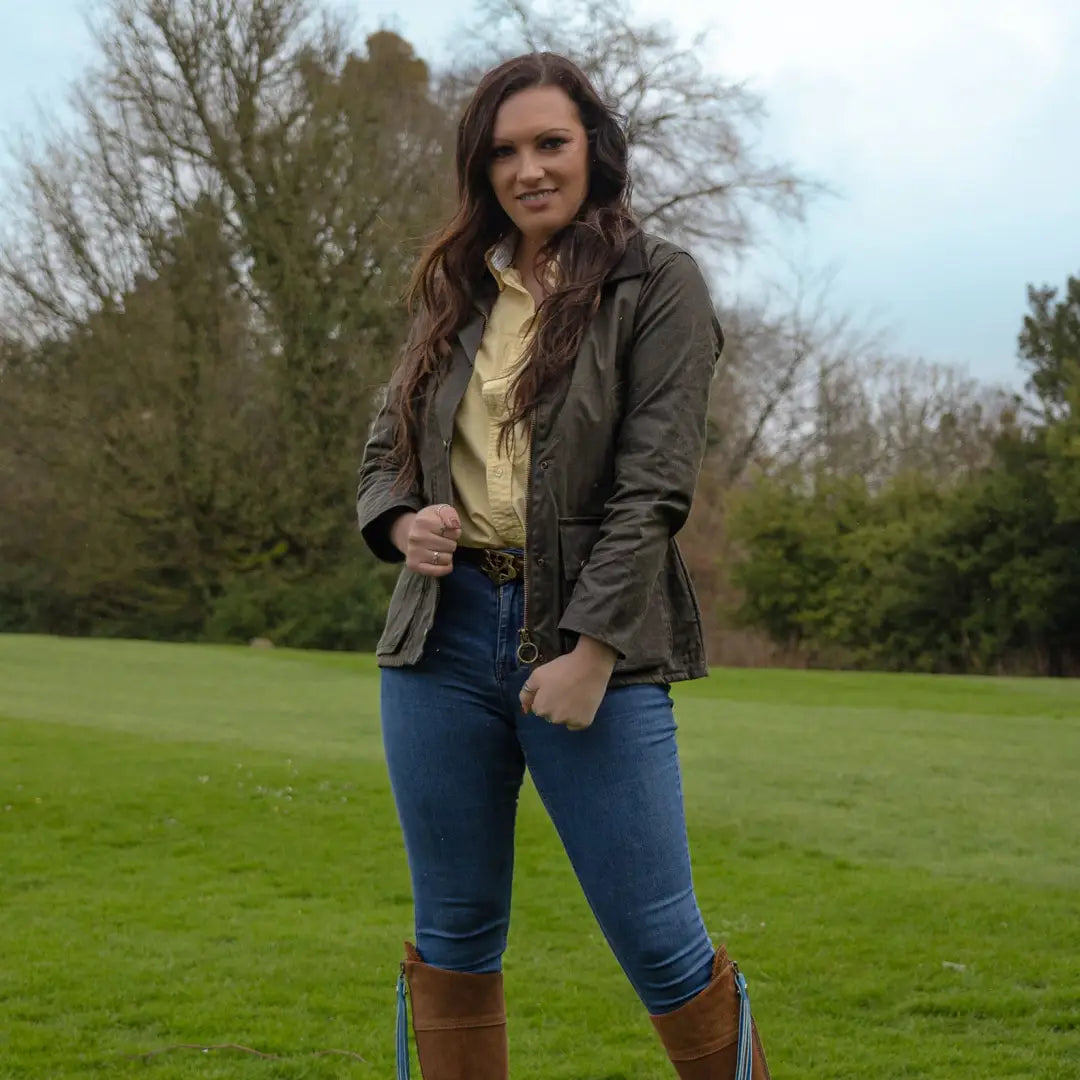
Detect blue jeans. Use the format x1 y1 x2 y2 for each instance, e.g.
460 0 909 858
380 561 715 1014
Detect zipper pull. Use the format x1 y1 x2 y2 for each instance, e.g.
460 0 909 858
516 629 540 665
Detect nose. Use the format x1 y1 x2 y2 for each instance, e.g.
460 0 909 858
516 149 545 186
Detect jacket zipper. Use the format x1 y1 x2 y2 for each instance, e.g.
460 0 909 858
516 411 540 666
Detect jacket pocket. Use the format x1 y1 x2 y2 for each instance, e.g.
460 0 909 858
558 517 604 583
376 569 428 657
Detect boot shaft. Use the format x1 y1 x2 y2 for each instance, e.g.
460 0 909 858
649 946 771 1080
399 942 509 1080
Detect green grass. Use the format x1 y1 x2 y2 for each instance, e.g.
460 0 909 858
1 634 1079 1079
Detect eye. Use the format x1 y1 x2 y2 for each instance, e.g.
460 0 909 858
540 136 567 151
490 145 514 160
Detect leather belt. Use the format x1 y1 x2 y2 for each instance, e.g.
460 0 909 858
456 547 525 586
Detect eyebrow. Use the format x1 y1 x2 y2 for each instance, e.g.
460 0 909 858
491 127 575 144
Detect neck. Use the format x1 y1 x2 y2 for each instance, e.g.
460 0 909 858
514 231 550 277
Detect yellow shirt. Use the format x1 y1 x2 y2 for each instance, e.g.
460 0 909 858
451 240 535 549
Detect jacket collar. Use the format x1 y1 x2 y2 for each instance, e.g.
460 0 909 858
606 228 649 283
484 226 648 291
458 227 649 360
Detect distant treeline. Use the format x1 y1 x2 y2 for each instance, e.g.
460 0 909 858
1 0 1077 675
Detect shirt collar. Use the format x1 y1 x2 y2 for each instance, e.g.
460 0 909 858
485 234 564 294
484 235 517 292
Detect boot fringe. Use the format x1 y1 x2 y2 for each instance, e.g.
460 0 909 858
732 963 753 1080
396 963 411 1079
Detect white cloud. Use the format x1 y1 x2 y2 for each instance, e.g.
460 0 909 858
3 0 1074 379
624 0 1079 378
635 0 1076 187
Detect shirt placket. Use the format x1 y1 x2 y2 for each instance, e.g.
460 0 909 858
484 279 533 547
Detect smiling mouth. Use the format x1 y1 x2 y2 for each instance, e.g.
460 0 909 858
518 189 557 202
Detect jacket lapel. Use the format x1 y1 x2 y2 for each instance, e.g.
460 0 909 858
536 233 649 439
436 286 497 442
606 229 648 284
437 232 648 443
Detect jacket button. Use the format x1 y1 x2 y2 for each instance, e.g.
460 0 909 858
539 460 550 470
535 556 546 568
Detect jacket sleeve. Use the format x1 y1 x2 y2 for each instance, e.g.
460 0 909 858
556 251 722 658
356 379 425 564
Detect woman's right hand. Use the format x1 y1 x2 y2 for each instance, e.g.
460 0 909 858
390 504 462 577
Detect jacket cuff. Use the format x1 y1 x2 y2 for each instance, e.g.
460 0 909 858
359 502 420 564
555 613 629 661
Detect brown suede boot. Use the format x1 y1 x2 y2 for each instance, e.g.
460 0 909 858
649 946 771 1079
401 942 509 1080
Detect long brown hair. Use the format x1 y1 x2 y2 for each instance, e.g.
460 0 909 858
388 52 638 491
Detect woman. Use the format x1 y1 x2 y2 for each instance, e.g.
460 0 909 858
357 52 770 1080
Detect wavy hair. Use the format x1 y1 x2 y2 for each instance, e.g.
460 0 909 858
388 52 638 491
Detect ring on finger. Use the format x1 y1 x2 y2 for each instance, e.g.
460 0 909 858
431 550 441 566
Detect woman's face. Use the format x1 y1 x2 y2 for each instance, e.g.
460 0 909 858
487 85 590 247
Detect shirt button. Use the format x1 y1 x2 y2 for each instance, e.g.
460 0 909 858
493 467 504 478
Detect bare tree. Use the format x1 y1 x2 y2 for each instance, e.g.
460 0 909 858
830 356 1017 487
1 2 449 352
702 261 1016 490
449 0 816 260
0 1 455 639
706 266 876 484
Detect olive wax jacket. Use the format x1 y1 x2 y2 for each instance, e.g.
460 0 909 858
356 230 722 686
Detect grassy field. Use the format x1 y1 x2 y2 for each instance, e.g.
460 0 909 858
1 634 1078 1079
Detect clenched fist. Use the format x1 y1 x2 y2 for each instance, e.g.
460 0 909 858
390 504 462 577
518 636 617 731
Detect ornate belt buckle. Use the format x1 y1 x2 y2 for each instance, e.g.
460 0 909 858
482 549 519 586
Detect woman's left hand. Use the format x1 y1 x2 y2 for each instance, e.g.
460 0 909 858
519 637 617 731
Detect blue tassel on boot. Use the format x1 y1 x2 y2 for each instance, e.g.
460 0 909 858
396 964 411 1079
733 963 753 1080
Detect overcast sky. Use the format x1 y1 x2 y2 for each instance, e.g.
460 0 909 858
3 0 1078 387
